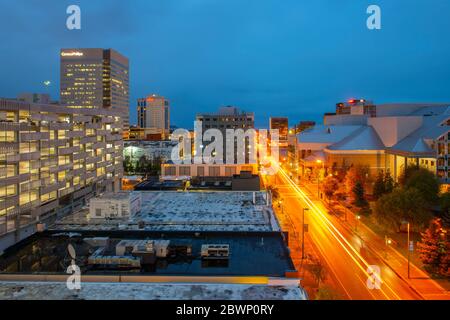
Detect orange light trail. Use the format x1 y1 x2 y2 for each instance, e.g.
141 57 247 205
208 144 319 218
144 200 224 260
276 165 402 300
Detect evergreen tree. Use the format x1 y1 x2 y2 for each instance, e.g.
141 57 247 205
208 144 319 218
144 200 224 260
373 171 385 199
417 218 448 275
352 181 367 208
384 170 395 194
323 175 339 201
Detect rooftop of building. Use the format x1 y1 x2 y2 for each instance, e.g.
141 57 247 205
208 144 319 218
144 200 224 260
196 106 254 117
0 281 306 300
326 126 385 151
0 230 292 277
91 191 138 201
296 125 363 144
52 191 278 233
388 114 450 155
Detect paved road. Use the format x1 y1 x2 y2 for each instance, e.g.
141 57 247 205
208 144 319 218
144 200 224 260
273 167 423 300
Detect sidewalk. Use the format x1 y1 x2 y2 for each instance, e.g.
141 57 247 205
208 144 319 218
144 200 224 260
299 179 450 300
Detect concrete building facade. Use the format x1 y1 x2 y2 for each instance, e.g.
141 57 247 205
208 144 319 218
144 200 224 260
0 98 123 251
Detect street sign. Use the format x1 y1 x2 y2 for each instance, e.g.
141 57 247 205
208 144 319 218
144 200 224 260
409 241 414 252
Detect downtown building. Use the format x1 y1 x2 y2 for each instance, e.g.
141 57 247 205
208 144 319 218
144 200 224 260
135 94 170 140
294 101 450 190
0 96 123 251
161 106 257 178
60 48 130 138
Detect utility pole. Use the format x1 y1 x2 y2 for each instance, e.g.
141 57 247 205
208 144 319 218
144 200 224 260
407 222 411 279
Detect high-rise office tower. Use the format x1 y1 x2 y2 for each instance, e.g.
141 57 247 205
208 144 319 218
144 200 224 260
60 48 130 135
137 94 170 139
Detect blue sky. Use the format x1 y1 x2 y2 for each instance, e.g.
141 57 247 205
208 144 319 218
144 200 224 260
1 0 450 128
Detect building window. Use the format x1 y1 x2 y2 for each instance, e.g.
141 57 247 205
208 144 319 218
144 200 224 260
209 166 220 176
179 166 191 176
225 167 236 176
197 166 205 176
165 166 176 176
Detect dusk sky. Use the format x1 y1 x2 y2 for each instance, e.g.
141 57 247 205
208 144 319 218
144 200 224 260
1 0 450 128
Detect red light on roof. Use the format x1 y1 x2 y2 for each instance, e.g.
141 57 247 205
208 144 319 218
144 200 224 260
348 99 355 104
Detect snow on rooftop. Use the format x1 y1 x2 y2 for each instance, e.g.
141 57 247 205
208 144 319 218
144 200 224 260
0 281 306 300
53 191 279 232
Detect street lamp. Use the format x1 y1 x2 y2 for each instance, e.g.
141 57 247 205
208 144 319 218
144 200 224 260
355 215 361 232
316 159 324 198
302 207 309 259
407 222 411 279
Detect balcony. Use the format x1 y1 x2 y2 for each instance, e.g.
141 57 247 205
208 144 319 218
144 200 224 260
5 153 20 163
31 113 58 122
86 122 101 129
73 167 85 176
49 122 71 130
0 122 32 131
73 115 92 123
0 142 19 153
80 136 97 144
35 199 59 216
57 163 73 172
20 132 50 141
0 173 31 187
20 180 41 193
73 151 87 161
67 130 84 138
19 199 41 212
59 186 74 197
86 155 102 165
40 183 58 194
59 146 79 155
0 195 19 209
41 158 58 167
101 117 115 124
92 141 106 149
20 151 40 161
85 171 96 180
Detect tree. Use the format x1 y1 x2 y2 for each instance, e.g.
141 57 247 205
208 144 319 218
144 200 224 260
373 171 386 200
309 259 326 286
401 168 439 205
323 176 339 201
267 185 280 200
384 170 395 194
417 218 449 276
374 188 432 232
352 181 367 208
344 166 369 201
439 192 450 228
123 156 133 174
315 285 340 300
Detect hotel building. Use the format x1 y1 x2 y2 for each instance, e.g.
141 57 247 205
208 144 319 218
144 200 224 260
60 48 130 137
136 95 170 140
0 97 123 251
